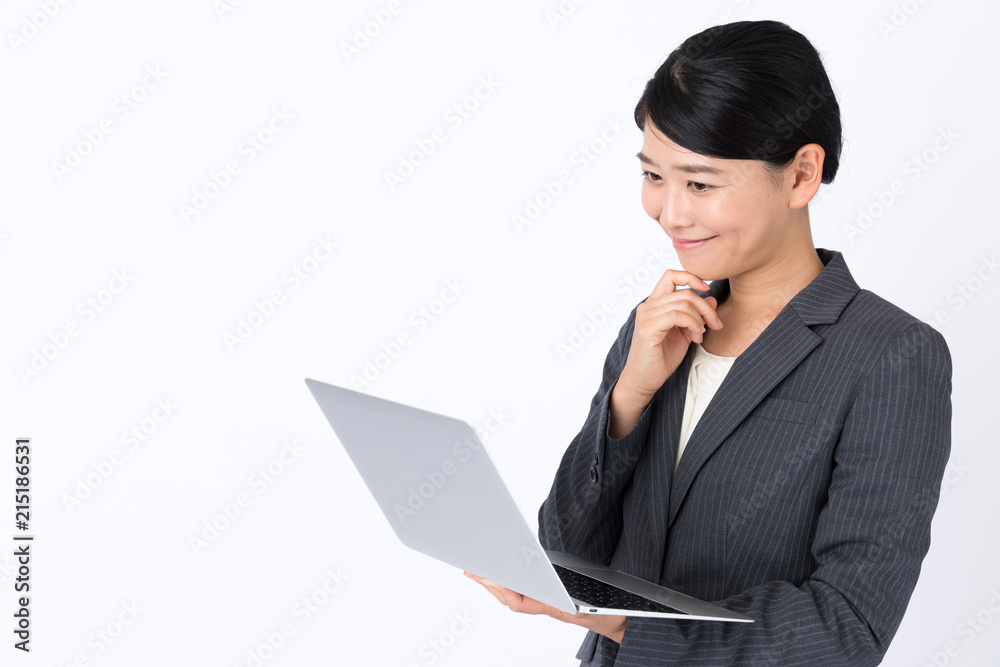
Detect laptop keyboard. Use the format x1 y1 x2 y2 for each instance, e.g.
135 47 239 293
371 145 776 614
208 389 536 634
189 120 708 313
552 564 687 615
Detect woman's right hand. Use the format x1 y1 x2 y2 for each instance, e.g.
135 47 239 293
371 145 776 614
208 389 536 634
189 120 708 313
619 269 724 401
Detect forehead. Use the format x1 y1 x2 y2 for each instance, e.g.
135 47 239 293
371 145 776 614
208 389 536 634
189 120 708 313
638 122 758 179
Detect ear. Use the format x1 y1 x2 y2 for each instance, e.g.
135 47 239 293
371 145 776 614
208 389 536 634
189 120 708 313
787 143 825 209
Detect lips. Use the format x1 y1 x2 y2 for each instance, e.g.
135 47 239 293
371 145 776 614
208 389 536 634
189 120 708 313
672 236 716 251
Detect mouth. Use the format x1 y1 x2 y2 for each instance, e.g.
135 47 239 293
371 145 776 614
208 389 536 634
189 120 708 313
671 236 716 251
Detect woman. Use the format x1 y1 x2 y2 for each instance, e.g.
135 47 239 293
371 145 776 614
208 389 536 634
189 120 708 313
465 19 952 666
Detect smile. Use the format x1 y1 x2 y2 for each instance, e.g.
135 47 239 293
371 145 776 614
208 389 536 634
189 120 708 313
671 236 716 251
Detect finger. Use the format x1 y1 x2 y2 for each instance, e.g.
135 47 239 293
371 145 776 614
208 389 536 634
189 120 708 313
646 289 723 330
467 575 511 606
464 573 569 619
465 573 498 593
481 581 529 611
474 577 512 602
483 586 510 606
649 268 709 299
649 268 710 299
638 301 710 341
703 296 723 329
474 579 548 616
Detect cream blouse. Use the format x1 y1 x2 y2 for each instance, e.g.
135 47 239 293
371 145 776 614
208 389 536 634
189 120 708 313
676 343 737 469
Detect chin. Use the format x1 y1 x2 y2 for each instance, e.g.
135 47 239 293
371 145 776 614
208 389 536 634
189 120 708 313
678 259 728 284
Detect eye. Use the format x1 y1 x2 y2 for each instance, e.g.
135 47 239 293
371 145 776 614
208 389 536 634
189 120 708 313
641 171 661 183
689 181 712 193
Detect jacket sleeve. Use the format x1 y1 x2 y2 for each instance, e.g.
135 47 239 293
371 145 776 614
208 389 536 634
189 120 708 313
537 298 655 566
614 322 953 666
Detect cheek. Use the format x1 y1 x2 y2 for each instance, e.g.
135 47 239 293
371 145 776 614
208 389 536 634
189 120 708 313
640 186 657 219
695 197 742 234
698 185 777 235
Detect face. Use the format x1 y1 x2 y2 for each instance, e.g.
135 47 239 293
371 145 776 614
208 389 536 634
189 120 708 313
638 121 799 282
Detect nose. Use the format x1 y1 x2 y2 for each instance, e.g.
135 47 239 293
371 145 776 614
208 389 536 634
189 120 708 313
654 182 691 234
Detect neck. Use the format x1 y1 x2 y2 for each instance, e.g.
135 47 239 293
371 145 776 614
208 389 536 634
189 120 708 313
724 245 826 318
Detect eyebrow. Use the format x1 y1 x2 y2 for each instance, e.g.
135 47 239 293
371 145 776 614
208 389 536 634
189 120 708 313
636 151 726 176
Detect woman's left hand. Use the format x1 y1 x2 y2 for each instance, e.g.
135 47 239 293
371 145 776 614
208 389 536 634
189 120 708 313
463 571 627 644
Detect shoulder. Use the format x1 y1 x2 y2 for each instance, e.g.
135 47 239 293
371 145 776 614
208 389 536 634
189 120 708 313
824 288 952 381
841 288 948 345
815 248 947 349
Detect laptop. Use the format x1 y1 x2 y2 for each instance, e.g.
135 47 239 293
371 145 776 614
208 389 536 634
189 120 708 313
305 378 752 622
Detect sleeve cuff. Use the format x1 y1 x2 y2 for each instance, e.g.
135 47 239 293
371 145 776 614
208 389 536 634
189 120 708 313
592 378 655 487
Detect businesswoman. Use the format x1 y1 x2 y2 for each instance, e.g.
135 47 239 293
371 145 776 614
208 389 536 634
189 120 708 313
465 19 952 666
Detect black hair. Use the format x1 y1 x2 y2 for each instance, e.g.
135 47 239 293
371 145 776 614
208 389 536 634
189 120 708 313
634 20 843 185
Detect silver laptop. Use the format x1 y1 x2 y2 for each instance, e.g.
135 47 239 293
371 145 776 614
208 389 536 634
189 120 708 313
305 378 752 623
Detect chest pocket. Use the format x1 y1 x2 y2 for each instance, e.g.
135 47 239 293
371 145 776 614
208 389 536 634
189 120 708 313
748 397 820 425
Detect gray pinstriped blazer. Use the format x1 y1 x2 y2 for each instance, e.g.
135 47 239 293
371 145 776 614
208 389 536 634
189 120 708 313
537 248 952 666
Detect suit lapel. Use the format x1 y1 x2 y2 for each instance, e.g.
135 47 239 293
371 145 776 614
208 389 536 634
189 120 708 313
664 248 860 529
628 274 730 581
666 309 822 527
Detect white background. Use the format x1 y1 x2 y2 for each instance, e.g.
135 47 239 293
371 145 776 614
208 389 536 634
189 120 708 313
3 1 998 665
